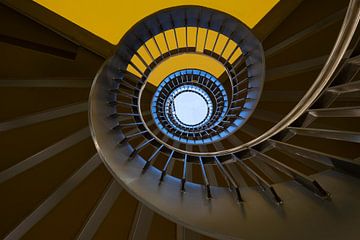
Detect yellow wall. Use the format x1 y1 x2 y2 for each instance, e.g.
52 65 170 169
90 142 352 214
34 0 279 44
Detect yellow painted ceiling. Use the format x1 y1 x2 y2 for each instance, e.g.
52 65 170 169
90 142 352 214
34 0 279 45
145 54 226 86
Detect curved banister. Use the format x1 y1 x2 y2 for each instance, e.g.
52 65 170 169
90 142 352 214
136 0 360 156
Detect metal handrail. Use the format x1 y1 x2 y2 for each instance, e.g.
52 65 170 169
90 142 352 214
138 0 360 156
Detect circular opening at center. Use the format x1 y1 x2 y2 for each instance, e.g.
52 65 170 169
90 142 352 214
173 91 208 126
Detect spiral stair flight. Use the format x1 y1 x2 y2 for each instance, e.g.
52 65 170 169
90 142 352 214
1 0 360 239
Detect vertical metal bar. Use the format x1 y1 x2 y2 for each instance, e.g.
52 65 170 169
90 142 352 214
119 79 139 91
160 150 175 182
218 36 231 60
232 66 247 80
146 23 163 59
143 42 157 64
231 55 246 73
203 14 213 52
195 26 199 51
120 130 148 144
185 11 188 51
170 14 180 52
203 27 210 51
156 16 171 55
233 77 248 88
112 112 140 118
181 154 188 192
225 45 239 65
211 22 225 56
162 30 171 55
199 157 212 199
234 155 283 204
131 138 154 157
128 61 147 79
250 148 330 199
213 157 230 188
211 31 221 54
110 110 137 119
194 10 201 52
115 90 137 99
109 101 137 109
123 41 149 71
143 145 164 170
134 49 152 71
213 157 243 202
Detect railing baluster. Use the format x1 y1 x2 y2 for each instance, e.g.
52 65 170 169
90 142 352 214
225 45 240 65
108 101 137 108
210 31 221 55
142 41 157 64
128 61 147 79
160 150 175 182
110 112 140 118
155 16 171 56
233 77 248 88
118 79 139 91
250 148 330 199
234 155 282 204
199 157 212 199
131 138 155 157
203 17 211 51
181 154 188 192
134 51 152 71
112 121 143 130
214 157 243 202
143 145 164 170
169 14 180 52
185 12 188 51
230 54 246 73
120 130 148 144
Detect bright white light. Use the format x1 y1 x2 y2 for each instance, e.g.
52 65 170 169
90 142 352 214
173 91 208 125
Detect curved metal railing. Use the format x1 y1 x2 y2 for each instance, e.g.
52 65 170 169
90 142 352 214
89 2 360 238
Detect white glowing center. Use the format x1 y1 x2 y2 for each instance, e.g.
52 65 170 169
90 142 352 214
173 91 208 125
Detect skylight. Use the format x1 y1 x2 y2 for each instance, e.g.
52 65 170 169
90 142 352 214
173 91 208 126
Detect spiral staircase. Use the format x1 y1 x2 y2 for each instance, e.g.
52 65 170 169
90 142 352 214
1 0 360 239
